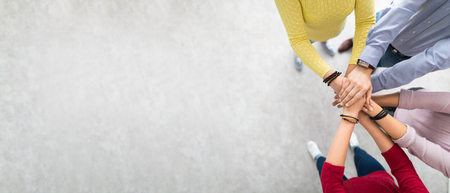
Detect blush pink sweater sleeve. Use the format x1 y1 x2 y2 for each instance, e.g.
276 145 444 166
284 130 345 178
393 89 450 178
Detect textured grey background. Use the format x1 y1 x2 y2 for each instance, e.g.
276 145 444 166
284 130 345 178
0 0 448 192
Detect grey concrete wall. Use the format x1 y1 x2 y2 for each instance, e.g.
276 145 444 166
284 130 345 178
0 0 448 192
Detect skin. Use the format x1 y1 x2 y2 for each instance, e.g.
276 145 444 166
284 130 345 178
323 69 345 94
362 99 407 140
332 95 408 140
339 65 374 108
325 95 364 166
371 93 400 107
358 112 394 153
326 96 406 167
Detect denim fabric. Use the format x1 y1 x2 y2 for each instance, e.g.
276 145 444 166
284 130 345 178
316 147 386 180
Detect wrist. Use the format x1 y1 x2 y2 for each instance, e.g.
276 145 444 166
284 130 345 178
355 65 373 76
330 76 343 90
343 111 359 118
357 59 375 71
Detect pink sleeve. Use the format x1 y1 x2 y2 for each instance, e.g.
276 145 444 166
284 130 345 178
398 89 450 114
382 144 429 193
393 125 450 178
320 162 346 193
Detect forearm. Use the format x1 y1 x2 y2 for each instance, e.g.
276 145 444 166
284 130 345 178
365 100 407 140
344 64 356 77
372 38 450 93
325 120 355 166
324 70 344 94
350 0 375 65
358 0 426 68
371 93 399 107
399 89 450 114
359 113 394 153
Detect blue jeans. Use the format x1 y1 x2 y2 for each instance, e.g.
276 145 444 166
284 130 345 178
377 48 412 68
316 147 386 181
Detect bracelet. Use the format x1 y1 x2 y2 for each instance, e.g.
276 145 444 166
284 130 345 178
327 72 342 86
323 71 342 86
340 114 359 124
323 71 338 83
371 109 388 120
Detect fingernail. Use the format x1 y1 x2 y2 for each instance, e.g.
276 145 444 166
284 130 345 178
345 103 349 107
343 78 346 83
363 108 367 112
370 107 373 111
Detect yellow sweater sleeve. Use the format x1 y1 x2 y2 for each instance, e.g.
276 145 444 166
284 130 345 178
350 0 375 65
274 0 332 78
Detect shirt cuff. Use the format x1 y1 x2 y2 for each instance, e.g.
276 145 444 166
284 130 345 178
359 46 384 68
371 74 382 93
398 89 412 109
393 125 415 150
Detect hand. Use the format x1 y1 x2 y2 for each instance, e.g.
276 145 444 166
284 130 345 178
362 102 374 112
330 76 344 94
339 66 373 107
332 94 343 108
343 95 365 118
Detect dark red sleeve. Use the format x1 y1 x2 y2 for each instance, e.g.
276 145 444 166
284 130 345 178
382 144 429 193
320 162 346 193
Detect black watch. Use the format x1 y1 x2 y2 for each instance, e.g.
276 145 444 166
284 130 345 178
357 59 375 70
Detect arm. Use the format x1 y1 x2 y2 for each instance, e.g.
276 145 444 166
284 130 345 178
397 88 450 114
274 0 332 78
364 100 407 140
359 113 429 192
359 112 394 152
348 0 375 66
339 0 376 107
359 0 426 68
320 121 355 193
382 144 429 193
371 38 450 93
366 99 450 178
371 93 399 107
321 96 365 193
339 0 427 106
394 126 450 178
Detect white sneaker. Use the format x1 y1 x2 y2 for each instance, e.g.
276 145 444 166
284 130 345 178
349 132 360 151
323 41 337 56
307 141 323 160
294 55 303 71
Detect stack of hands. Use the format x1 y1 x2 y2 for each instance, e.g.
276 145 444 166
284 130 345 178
327 66 375 120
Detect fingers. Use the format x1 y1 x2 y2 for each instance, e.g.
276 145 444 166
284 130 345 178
339 78 349 98
340 83 357 106
332 100 339 106
362 102 371 112
362 106 369 112
339 83 355 104
344 90 365 107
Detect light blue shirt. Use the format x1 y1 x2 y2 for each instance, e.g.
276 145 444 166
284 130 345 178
358 0 450 92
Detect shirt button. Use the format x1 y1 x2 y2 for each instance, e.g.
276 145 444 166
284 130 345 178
446 8 449 11
412 31 416 34
428 21 431 23
400 39 403 42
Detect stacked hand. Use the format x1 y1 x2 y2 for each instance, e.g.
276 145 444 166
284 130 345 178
339 66 373 110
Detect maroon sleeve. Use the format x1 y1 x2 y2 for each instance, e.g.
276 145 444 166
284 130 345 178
382 144 429 193
320 162 346 193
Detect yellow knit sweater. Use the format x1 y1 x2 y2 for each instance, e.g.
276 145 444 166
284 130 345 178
275 0 375 78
